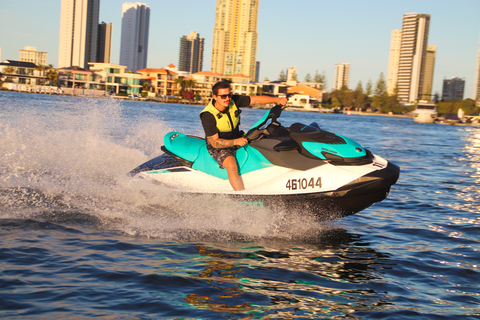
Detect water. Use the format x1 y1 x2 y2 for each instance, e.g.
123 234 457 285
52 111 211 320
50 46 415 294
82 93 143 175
0 91 479 319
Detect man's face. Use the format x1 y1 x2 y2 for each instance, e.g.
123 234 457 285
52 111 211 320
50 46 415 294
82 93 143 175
214 88 232 110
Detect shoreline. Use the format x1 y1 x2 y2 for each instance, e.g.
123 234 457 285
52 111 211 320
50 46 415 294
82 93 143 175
2 88 479 126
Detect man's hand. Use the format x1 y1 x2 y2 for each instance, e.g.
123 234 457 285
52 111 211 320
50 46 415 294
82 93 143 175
208 134 248 148
277 97 288 106
234 137 248 147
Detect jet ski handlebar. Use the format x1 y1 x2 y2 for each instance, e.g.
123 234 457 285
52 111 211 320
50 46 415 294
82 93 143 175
244 104 283 142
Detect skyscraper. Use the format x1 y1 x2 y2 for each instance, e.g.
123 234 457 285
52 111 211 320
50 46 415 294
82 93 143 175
120 2 150 72
442 77 465 101
333 63 350 90
58 0 100 68
391 13 432 104
96 22 112 63
211 0 259 79
255 61 260 82
179 31 204 74
387 29 402 95
475 35 480 103
420 45 436 100
287 66 297 83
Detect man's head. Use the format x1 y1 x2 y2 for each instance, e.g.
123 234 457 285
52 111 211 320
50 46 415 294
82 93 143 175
212 81 232 110
212 81 231 96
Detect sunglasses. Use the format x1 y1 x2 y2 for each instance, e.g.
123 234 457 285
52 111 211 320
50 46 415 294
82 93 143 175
217 93 232 99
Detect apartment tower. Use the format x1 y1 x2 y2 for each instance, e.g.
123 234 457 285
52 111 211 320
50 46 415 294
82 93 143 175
387 30 402 95
211 0 259 79
120 2 150 72
442 77 465 101
179 31 205 74
390 13 432 104
58 0 100 69
420 45 436 100
333 63 350 90
96 22 112 63
19 46 47 66
475 35 480 104
287 66 297 83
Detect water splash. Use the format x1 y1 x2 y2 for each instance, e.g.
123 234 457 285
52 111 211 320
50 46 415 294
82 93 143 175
0 93 329 241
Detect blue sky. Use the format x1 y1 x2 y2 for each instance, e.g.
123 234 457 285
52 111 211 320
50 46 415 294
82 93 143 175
1 0 479 98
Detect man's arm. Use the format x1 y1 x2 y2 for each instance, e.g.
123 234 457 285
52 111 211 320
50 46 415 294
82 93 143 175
249 95 287 106
207 133 248 149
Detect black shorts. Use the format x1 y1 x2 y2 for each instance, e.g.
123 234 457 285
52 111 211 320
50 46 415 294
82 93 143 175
207 144 237 168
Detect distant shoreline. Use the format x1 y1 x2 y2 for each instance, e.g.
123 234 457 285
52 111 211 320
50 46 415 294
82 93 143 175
3 88 479 126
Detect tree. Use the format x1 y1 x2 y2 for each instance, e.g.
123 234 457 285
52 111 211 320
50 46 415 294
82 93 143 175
4 66 14 74
374 73 387 97
175 77 186 96
183 79 197 100
36 64 48 76
314 70 327 90
355 81 363 94
327 86 355 110
46 69 58 86
365 80 373 97
278 70 286 81
185 79 196 90
372 73 388 111
142 81 151 92
437 99 477 115
353 81 369 110
304 73 312 82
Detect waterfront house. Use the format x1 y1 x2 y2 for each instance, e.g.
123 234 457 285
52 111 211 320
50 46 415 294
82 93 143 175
137 67 180 97
88 63 142 95
57 66 100 89
0 60 49 86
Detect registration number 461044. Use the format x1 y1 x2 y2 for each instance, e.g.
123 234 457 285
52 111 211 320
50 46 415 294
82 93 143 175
286 177 322 190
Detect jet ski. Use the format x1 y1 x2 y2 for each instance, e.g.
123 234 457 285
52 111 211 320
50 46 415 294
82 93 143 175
128 105 400 218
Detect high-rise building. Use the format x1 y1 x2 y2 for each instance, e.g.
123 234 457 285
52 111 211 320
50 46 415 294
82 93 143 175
420 45 436 100
475 35 480 103
58 0 100 68
392 12 432 104
19 46 48 66
96 22 112 63
178 31 204 74
387 30 402 95
287 66 297 83
120 2 150 72
333 63 350 90
211 0 259 79
442 77 465 101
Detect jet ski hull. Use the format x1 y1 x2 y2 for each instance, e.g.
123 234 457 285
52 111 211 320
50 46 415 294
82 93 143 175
234 161 399 217
130 152 399 219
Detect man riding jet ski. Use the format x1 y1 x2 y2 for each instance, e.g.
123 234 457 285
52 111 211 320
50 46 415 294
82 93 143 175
128 88 400 218
199 81 287 191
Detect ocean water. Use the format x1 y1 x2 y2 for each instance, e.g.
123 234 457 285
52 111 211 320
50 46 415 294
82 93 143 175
0 91 479 319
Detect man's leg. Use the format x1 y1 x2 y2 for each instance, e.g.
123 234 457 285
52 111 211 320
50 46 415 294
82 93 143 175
222 155 244 191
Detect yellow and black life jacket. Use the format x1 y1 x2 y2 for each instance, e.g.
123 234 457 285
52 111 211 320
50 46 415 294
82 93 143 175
201 99 241 138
